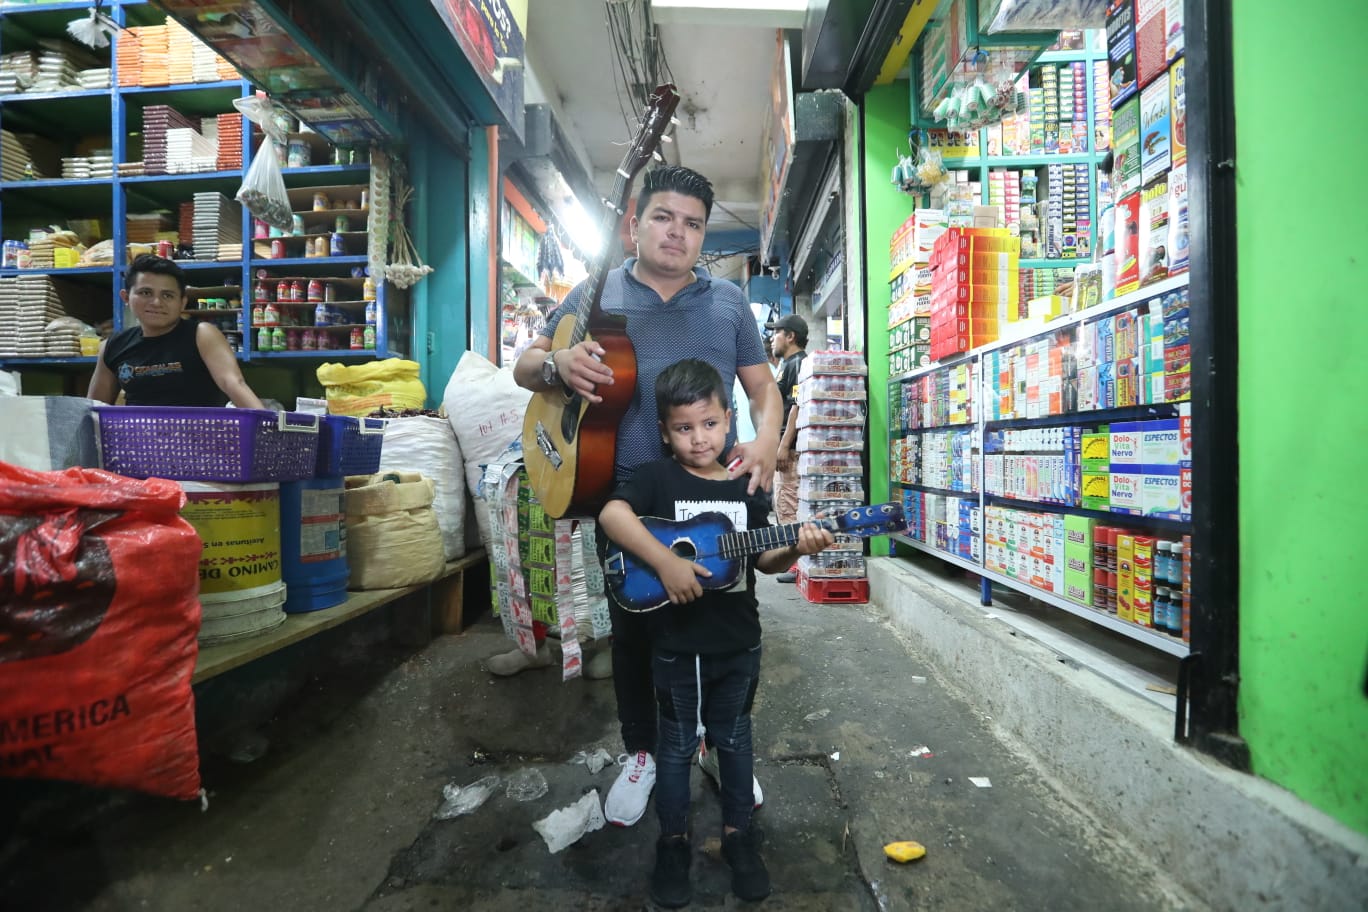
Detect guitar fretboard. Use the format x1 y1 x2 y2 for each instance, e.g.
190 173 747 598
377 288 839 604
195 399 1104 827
717 521 834 560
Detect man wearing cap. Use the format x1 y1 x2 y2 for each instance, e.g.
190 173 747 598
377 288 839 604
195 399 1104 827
766 313 808 581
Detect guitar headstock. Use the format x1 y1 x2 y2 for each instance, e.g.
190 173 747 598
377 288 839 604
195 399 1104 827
623 84 681 178
822 502 907 536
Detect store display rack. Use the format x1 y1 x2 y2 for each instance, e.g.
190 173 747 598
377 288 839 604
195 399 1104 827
0 0 398 370
888 274 1193 656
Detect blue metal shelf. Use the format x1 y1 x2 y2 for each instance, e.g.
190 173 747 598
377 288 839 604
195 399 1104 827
0 266 113 277
0 2 95 12
119 80 244 95
0 88 110 103
281 164 371 177
249 256 368 267
251 349 377 360
0 356 97 367
1 178 112 189
119 170 242 184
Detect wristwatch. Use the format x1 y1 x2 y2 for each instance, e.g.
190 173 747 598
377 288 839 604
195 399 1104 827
541 350 560 387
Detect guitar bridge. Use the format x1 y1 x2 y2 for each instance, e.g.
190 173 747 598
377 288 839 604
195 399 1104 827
533 421 563 469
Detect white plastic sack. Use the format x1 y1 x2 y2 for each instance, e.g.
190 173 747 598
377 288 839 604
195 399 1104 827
377 416 467 560
443 351 531 546
0 396 99 470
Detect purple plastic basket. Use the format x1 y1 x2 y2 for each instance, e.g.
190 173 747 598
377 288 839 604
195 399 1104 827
93 406 320 482
315 415 385 477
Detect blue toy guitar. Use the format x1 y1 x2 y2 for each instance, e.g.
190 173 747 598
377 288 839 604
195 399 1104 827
603 502 907 613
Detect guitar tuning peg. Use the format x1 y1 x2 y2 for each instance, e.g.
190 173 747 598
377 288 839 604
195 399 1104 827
660 134 674 143
652 151 664 162
670 116 680 126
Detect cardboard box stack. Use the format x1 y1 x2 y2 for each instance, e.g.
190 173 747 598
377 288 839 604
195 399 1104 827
888 209 944 374
928 227 1020 360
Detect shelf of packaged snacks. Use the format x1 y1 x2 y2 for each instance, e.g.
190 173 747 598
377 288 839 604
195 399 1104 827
977 565 1188 657
892 534 983 574
984 403 1181 431
982 494 1190 535
892 481 978 498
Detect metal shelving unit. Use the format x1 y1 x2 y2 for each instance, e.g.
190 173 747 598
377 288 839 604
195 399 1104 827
0 0 396 371
888 273 1193 654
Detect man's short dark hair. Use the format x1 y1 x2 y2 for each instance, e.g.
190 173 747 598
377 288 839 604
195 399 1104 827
655 358 728 422
125 254 187 295
637 165 714 223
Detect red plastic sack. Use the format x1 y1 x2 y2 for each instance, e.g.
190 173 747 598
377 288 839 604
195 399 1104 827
0 462 203 800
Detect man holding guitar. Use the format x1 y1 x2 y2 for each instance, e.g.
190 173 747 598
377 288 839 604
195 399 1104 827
514 165 783 829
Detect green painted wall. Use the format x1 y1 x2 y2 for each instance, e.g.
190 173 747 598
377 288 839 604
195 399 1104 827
863 82 911 543
1234 0 1368 835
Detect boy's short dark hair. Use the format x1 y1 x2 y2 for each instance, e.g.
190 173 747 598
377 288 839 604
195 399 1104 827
655 358 729 422
637 165 714 223
125 254 187 295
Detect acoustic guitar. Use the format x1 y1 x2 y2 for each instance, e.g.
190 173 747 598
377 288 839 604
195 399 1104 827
521 83 680 519
602 502 907 613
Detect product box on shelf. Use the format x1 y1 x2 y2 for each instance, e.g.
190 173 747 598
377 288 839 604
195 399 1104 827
1139 72 1172 186
1116 532 1135 621
1113 96 1142 197
1171 57 1187 167
1106 0 1138 108
1064 514 1095 607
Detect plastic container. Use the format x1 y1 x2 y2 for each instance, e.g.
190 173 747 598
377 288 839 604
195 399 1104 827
280 477 348 613
314 415 385 476
94 407 320 482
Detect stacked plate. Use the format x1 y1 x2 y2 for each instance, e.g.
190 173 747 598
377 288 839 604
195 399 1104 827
87 153 114 179
135 25 170 86
167 20 195 85
2 130 33 180
118 161 146 178
165 126 216 174
45 317 85 357
7 276 71 358
0 279 19 357
61 157 92 179
215 113 243 170
191 35 222 83
192 193 242 262
116 28 141 86
31 49 82 93
142 105 199 175
126 213 166 245
78 67 111 90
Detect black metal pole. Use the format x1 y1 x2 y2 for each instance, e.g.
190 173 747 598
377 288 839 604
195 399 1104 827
1180 0 1249 769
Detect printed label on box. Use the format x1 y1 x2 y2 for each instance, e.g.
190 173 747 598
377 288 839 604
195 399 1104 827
1110 472 1143 513
1142 472 1182 516
1140 73 1172 186
1141 420 1181 467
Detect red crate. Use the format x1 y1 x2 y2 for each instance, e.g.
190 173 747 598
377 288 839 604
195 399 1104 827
796 568 870 604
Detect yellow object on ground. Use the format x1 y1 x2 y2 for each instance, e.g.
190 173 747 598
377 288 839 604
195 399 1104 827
883 841 927 863
317 359 426 416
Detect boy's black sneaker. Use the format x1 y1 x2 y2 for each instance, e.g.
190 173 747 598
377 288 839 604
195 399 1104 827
649 835 692 908
722 828 771 901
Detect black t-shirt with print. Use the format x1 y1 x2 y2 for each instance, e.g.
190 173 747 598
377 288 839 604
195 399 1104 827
102 318 225 407
608 458 772 655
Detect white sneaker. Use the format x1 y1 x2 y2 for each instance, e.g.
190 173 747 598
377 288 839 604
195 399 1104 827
605 750 656 826
485 641 553 676
698 745 764 809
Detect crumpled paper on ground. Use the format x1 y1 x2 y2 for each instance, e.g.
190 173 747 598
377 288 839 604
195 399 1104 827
532 789 605 853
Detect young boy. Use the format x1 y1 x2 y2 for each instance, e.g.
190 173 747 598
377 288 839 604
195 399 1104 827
598 358 833 908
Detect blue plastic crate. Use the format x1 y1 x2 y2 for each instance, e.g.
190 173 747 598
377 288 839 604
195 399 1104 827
315 415 385 476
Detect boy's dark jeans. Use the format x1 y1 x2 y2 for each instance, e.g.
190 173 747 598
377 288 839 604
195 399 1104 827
652 645 762 835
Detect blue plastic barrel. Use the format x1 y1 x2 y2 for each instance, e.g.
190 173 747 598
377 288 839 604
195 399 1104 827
279 477 349 613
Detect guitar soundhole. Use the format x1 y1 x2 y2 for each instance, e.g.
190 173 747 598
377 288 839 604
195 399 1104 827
670 540 697 561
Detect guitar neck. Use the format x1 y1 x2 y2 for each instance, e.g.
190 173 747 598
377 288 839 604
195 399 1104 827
717 519 841 560
569 144 648 349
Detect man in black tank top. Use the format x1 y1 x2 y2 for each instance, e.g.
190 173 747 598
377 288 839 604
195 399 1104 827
88 255 264 409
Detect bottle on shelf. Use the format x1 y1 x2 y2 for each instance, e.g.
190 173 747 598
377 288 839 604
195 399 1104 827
263 302 279 326
291 280 305 302
271 326 286 352
314 301 328 326
251 303 264 326
349 327 363 350
363 325 375 350
363 274 376 301
364 301 376 325
257 327 272 352
307 279 323 302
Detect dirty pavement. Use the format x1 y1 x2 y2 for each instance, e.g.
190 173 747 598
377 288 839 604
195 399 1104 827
1 573 1200 911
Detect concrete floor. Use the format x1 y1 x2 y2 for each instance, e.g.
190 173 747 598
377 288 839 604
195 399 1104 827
1 573 1203 911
